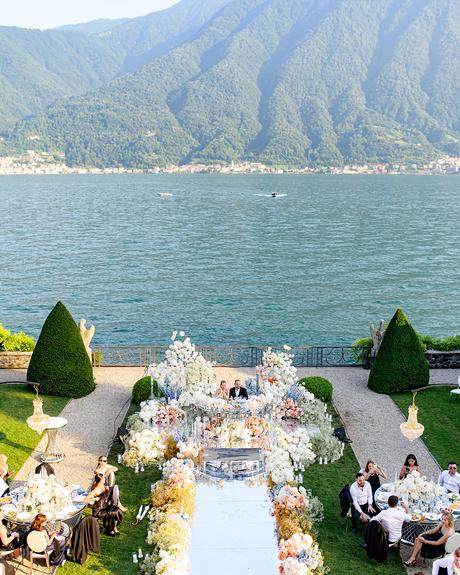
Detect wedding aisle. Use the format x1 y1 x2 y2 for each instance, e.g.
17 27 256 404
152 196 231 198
190 481 278 575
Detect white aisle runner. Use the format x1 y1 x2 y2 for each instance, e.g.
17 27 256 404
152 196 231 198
190 481 278 575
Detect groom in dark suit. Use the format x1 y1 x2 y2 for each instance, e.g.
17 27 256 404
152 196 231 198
229 379 248 400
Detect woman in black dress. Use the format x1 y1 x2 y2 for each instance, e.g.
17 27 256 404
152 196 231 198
404 512 455 566
362 460 387 501
85 473 124 536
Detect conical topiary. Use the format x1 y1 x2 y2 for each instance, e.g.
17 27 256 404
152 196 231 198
27 301 95 398
368 308 429 394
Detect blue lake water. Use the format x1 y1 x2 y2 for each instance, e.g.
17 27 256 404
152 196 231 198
0 174 459 346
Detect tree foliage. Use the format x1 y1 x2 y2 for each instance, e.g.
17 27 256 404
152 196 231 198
2 0 460 165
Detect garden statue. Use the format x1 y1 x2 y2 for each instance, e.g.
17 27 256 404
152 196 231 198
370 319 386 357
79 319 95 358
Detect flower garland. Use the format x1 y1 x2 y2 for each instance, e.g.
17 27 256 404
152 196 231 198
270 484 326 575
143 459 196 575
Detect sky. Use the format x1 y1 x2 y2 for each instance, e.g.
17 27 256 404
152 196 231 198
1 0 179 30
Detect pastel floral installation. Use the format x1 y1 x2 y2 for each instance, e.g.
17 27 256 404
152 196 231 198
143 458 196 575
118 334 345 574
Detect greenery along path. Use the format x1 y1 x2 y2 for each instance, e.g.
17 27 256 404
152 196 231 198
392 387 460 469
0 384 69 480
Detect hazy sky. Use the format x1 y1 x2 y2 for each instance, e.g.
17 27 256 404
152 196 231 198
1 0 179 30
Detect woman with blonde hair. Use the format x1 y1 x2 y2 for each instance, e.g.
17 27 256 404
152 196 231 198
404 512 455 566
0 509 20 558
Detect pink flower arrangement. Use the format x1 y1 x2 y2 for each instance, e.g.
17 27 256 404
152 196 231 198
274 486 307 511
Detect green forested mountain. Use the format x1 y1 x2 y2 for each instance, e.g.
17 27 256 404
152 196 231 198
0 0 229 130
2 0 460 167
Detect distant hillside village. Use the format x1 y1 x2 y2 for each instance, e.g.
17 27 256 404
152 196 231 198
0 151 459 176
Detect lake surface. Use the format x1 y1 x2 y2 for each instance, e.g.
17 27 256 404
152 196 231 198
1 174 459 346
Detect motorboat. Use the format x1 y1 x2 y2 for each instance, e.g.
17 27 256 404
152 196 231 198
158 192 173 198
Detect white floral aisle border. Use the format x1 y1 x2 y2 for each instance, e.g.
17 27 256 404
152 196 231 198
142 458 196 575
120 333 345 574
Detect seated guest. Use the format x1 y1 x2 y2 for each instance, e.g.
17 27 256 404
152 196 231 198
214 380 229 399
399 453 421 479
350 472 376 532
438 462 460 494
229 379 248 400
94 456 118 488
361 460 387 500
404 512 455 567
432 547 460 575
29 513 67 566
85 473 124 536
369 495 411 545
0 510 21 558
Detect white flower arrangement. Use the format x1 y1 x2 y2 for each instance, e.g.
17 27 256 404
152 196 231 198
395 470 443 504
149 333 217 396
19 475 71 515
122 428 167 468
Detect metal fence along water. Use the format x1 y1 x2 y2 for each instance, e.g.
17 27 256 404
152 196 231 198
91 345 370 368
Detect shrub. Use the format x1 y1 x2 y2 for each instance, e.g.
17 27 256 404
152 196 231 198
132 376 162 404
351 336 372 363
298 376 333 402
27 301 95 398
368 308 429 394
0 322 35 352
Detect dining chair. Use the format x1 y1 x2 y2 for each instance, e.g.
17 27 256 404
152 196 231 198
26 531 52 574
445 532 460 555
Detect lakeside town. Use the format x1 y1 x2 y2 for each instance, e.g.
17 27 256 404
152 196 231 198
1 150 460 176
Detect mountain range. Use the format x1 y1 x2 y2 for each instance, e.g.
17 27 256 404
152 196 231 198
1 0 460 167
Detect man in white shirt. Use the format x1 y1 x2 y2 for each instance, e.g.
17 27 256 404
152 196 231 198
350 472 375 532
438 462 460 494
432 547 460 575
370 495 411 544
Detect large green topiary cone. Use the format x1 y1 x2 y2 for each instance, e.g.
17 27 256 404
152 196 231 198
27 301 95 398
368 308 429 394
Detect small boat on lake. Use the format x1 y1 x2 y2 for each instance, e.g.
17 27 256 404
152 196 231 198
158 192 173 198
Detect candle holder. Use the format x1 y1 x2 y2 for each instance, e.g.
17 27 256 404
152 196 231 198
132 552 138 564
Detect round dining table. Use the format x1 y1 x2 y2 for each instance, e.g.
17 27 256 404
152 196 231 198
374 483 460 544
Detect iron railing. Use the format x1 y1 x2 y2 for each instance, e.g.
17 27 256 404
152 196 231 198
91 345 370 368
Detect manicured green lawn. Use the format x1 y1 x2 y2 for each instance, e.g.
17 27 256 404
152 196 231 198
302 406 406 575
0 384 69 479
61 405 161 575
392 386 460 468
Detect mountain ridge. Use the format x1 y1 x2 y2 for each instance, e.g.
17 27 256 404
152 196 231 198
1 0 460 167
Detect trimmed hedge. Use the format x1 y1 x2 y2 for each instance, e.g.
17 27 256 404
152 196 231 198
132 376 162 404
27 301 95 398
0 322 35 352
298 376 333 402
368 308 429 394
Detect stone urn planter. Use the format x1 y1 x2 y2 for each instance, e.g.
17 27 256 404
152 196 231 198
0 351 33 369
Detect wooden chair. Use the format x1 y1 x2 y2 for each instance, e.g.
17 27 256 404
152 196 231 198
26 531 52 574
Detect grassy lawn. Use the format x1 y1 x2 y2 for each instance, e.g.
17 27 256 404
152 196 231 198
61 404 161 575
302 406 406 575
392 386 460 468
0 384 69 479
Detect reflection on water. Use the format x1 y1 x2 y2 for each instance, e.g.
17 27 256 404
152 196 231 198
190 481 278 574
